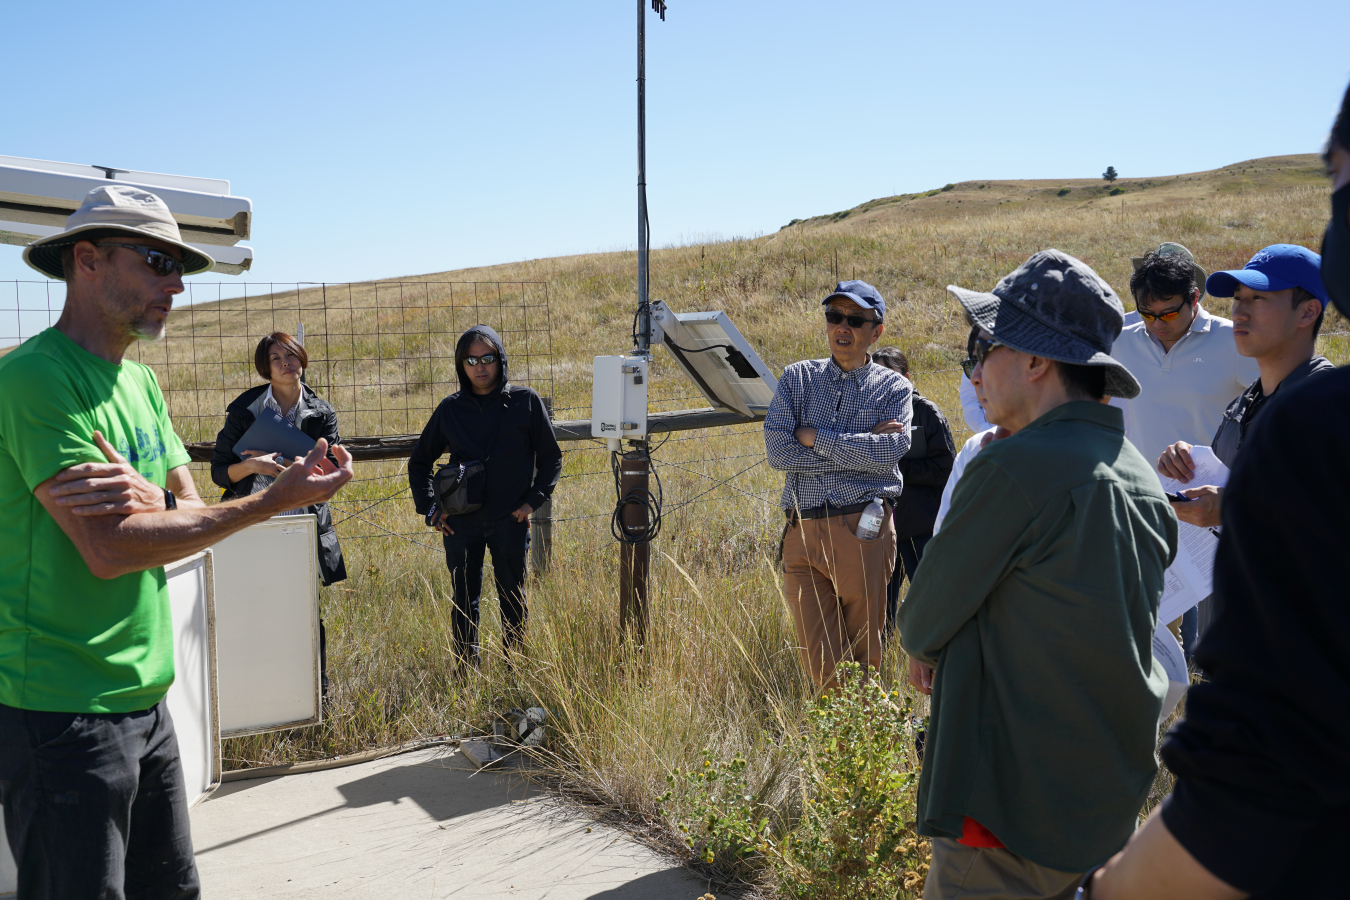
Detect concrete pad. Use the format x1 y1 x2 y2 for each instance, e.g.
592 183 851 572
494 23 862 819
191 747 712 899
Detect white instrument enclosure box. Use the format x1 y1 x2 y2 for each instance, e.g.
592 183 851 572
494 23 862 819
591 355 648 440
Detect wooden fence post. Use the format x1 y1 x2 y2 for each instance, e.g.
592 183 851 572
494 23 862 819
617 446 651 644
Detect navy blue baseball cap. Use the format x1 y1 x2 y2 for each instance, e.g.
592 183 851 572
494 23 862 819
823 280 885 321
1205 244 1329 307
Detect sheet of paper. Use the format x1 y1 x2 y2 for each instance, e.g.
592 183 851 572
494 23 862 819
1152 622 1189 726
1158 444 1230 495
1157 444 1230 608
1157 564 1201 625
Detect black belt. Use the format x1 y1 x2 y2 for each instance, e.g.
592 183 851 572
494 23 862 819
785 500 883 523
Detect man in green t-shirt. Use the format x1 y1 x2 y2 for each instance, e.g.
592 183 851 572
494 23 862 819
0 186 354 899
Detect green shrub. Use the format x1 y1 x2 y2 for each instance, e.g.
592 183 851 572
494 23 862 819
665 663 931 898
1057 188 1071 197
1110 187 1126 196
940 184 955 192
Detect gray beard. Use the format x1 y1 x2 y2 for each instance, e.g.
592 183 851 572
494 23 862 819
107 282 167 342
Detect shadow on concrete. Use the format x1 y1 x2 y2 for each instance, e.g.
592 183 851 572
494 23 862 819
584 868 713 899
336 752 537 823
196 750 530 856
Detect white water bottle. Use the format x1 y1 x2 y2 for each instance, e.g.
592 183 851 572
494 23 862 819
855 498 885 541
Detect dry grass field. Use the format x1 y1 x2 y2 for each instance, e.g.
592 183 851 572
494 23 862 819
12 154 1341 896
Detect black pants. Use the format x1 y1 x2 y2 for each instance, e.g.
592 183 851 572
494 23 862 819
0 700 199 899
442 514 530 662
886 532 932 630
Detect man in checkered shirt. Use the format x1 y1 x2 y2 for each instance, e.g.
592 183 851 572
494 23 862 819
764 280 912 689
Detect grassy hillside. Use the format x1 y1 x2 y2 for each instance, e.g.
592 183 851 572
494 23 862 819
780 153 1326 231
106 157 1350 897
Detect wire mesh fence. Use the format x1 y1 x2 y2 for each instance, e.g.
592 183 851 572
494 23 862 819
2 280 554 444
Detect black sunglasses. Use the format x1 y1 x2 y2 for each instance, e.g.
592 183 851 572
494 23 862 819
824 309 878 329
464 353 498 367
960 335 1004 378
97 243 186 277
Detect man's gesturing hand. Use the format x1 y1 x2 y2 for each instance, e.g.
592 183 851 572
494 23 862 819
49 431 164 515
1158 441 1196 483
261 439 354 512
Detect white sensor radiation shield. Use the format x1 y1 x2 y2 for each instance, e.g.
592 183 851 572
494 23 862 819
591 355 648 441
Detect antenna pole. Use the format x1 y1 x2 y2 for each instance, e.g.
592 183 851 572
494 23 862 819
636 0 651 356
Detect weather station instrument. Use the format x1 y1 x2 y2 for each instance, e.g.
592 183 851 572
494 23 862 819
588 1 779 644
0 154 254 274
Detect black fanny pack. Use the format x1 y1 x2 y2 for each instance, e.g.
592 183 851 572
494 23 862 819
432 393 507 518
434 459 487 516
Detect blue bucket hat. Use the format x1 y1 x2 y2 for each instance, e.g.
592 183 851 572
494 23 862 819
1205 244 1328 307
823 280 885 321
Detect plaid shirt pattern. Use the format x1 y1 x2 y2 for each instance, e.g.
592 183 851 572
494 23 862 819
764 356 913 510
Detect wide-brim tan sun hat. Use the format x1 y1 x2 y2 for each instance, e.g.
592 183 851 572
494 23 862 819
23 184 215 280
1130 241 1208 299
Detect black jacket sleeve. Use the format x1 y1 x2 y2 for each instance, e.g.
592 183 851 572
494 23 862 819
523 393 563 512
408 401 450 516
898 399 956 488
211 406 255 492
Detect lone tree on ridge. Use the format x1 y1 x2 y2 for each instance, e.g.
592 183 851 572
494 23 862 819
1103 166 1118 183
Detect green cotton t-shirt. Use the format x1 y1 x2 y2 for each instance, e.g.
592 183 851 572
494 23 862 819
0 327 190 713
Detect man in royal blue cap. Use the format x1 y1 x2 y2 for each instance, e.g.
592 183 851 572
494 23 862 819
764 280 912 689
1156 244 1334 528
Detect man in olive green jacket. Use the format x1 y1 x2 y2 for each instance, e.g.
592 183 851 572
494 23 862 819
899 250 1177 900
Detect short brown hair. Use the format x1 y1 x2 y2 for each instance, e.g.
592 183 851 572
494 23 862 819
254 332 309 380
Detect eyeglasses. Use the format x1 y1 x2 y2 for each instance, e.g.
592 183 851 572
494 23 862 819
464 354 498 367
1137 303 1187 323
825 309 878 329
960 335 1004 378
96 243 186 277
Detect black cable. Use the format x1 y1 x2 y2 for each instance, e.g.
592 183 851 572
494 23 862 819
609 441 663 545
661 340 760 379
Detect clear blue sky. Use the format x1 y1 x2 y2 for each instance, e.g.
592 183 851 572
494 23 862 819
3 0 1348 294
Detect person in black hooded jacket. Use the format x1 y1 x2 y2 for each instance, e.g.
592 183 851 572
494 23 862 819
408 324 562 669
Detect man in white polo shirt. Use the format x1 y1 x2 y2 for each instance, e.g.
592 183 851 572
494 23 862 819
1111 243 1258 467
1109 243 1256 656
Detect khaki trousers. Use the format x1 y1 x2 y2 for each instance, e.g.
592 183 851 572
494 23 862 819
923 838 1083 900
781 509 896 689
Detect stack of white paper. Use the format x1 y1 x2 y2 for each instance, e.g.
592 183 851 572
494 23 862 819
1152 622 1190 726
1157 446 1230 624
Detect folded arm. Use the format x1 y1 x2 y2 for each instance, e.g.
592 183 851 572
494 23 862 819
763 377 840 474
37 439 353 579
810 385 914 473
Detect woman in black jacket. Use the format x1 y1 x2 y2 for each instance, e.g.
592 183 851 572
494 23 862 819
211 332 347 692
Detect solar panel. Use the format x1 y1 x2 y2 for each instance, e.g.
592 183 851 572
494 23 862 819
650 300 778 417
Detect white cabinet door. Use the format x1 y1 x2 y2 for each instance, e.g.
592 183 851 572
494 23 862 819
164 551 220 807
209 516 321 736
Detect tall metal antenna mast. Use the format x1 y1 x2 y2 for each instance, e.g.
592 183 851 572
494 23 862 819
636 0 666 356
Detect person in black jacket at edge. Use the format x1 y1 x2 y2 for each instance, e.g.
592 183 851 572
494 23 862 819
871 347 955 632
408 324 562 673
211 331 347 696
1083 80 1350 900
